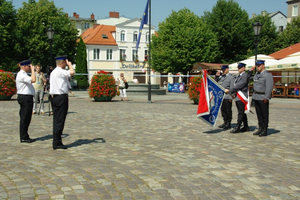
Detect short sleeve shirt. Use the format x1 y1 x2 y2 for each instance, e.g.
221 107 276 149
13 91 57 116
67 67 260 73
16 70 35 95
49 67 71 95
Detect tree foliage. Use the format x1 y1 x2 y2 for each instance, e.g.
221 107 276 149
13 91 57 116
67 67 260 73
151 8 220 75
15 0 78 71
249 13 279 56
75 37 89 89
0 0 18 71
203 0 253 63
275 16 300 52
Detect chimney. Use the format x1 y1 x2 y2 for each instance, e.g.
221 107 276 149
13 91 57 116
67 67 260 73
73 12 76 17
66 13 68 17
75 14 79 19
91 13 95 20
109 11 119 18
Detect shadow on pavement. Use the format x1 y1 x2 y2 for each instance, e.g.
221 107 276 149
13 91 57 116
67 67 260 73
35 134 52 141
67 138 106 148
268 128 280 135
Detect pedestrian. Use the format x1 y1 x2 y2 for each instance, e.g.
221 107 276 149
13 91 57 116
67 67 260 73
32 64 46 114
248 60 274 137
225 62 250 133
16 60 36 143
118 73 128 101
50 55 75 150
215 65 235 129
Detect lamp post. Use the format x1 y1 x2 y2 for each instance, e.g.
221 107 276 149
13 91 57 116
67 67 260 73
252 20 262 73
47 26 55 67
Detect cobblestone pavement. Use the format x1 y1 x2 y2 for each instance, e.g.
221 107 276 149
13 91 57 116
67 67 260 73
0 91 300 200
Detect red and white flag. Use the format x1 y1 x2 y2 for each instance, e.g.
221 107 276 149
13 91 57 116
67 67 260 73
197 70 210 116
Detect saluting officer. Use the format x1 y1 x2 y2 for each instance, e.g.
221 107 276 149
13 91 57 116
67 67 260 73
215 65 235 129
225 63 250 133
16 60 36 143
50 55 75 150
248 60 274 137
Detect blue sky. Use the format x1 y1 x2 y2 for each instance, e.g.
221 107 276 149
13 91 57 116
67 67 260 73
11 0 287 29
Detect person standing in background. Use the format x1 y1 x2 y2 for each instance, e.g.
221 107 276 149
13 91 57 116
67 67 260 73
32 64 46 114
16 60 36 143
118 73 128 101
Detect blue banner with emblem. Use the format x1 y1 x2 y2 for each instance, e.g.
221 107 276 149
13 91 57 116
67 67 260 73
197 74 225 127
168 83 185 93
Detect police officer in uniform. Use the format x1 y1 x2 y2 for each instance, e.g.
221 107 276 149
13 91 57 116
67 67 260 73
225 63 250 133
50 55 75 150
215 65 235 129
16 60 36 143
248 60 273 137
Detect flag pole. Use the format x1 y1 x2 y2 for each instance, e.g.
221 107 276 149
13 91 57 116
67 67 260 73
147 0 152 103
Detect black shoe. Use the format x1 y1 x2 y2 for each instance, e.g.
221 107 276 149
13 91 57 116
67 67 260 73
223 122 231 129
240 126 250 132
21 138 36 143
218 122 226 128
230 124 241 133
253 128 262 135
53 145 68 150
259 128 268 137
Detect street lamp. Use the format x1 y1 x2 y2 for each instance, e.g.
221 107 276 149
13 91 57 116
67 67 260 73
47 26 55 67
252 20 262 73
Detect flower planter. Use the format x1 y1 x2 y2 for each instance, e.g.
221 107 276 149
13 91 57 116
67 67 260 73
0 95 13 100
94 96 112 102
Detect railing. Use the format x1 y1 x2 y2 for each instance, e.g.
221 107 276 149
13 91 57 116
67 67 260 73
249 86 300 98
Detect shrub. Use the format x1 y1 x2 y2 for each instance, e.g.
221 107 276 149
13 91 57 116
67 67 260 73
0 70 17 97
188 76 202 102
89 70 117 98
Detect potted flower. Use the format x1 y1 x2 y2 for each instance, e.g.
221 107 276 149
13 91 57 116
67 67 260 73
188 76 202 104
89 70 117 101
0 70 17 100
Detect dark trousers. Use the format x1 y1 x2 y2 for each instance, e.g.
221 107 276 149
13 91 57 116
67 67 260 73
235 100 248 125
254 100 269 128
221 99 232 122
17 94 33 140
52 94 68 146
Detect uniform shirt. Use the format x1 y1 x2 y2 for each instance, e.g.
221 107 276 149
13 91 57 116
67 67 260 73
49 67 71 95
215 73 234 100
16 70 35 95
252 70 274 100
229 72 249 101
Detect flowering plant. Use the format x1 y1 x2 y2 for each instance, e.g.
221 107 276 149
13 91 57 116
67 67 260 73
0 70 17 98
188 76 202 103
89 70 117 98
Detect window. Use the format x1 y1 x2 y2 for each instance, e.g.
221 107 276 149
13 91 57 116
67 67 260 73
279 26 284 33
120 49 126 61
120 31 125 41
106 49 112 60
144 50 149 61
93 49 100 60
293 5 298 16
146 32 149 42
133 31 138 42
84 23 90 29
102 34 108 39
132 50 138 61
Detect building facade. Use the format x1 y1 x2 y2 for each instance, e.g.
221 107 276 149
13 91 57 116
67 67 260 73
69 12 96 36
287 0 300 23
269 11 287 33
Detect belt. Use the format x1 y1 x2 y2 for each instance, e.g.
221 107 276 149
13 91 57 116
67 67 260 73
53 94 68 97
254 90 265 94
18 94 33 97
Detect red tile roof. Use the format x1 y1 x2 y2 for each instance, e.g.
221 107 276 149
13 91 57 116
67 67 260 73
269 42 300 59
81 24 117 46
193 62 225 71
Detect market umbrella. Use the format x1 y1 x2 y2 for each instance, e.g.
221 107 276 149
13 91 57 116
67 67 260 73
229 54 279 71
268 52 300 71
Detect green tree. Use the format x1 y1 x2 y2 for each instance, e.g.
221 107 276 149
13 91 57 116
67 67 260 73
75 37 89 89
249 12 278 56
151 8 220 75
275 16 300 52
203 0 253 63
0 0 18 71
15 0 78 71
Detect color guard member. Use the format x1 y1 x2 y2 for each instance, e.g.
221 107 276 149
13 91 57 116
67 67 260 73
16 60 36 143
50 55 75 150
248 60 274 137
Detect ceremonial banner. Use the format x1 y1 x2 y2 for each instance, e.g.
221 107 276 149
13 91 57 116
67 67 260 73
197 70 225 127
168 83 185 93
236 91 250 113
